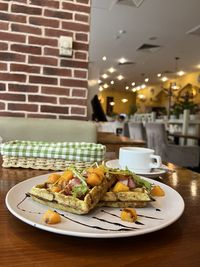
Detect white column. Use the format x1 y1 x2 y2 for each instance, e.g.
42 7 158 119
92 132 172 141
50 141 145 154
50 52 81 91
182 109 190 135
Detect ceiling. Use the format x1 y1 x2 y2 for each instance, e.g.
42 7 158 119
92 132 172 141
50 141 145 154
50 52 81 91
88 0 200 91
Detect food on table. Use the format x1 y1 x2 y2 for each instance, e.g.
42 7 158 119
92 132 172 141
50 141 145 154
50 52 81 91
42 210 61 224
150 185 165 197
121 208 137 222
28 163 164 215
98 168 156 208
28 164 115 214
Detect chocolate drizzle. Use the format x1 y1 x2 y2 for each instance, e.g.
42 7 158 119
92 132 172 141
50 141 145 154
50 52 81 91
16 194 164 232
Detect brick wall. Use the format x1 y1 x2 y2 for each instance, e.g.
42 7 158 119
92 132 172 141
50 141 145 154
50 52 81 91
0 0 91 120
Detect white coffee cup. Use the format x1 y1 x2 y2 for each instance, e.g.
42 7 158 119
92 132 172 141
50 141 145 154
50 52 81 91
119 147 162 173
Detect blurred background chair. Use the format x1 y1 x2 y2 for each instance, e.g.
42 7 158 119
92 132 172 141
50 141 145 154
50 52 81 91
145 122 200 167
124 122 146 141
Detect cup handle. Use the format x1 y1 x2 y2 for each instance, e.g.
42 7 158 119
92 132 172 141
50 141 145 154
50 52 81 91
150 155 162 169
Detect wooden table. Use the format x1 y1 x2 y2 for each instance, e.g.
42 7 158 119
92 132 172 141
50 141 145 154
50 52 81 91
1 158 200 266
97 132 146 156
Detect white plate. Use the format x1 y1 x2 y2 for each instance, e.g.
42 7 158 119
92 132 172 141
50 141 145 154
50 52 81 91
106 159 167 177
5 173 184 238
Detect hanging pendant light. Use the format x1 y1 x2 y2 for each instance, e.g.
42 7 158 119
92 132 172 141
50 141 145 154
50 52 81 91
171 57 181 90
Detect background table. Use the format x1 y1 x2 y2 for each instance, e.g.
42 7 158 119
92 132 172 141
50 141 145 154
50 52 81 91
0 158 200 267
97 132 146 156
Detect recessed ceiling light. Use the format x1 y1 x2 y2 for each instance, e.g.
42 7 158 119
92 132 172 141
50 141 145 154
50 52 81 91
98 79 102 84
110 101 115 106
157 73 162 77
108 67 115 73
103 83 109 88
125 86 129 90
117 75 124 80
102 56 107 61
118 58 126 64
110 80 114 84
121 98 128 103
102 73 108 79
144 78 149 83
131 82 135 86
177 71 185 76
161 76 168 82
132 88 137 92
141 84 146 89
197 64 200 69
99 86 103 92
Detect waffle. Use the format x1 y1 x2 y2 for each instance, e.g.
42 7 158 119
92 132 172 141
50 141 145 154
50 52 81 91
29 166 115 214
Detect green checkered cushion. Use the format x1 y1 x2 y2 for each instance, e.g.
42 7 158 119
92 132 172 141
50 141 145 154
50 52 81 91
1 141 106 162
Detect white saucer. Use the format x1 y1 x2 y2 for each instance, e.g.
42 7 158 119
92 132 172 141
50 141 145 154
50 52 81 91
105 159 167 177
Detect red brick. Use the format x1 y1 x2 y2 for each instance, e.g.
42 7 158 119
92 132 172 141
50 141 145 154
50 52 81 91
11 23 41 35
0 2 8 11
62 21 89 32
72 89 87 98
11 4 42 15
29 16 59 28
8 103 38 112
75 51 87 60
29 36 57 47
0 31 26 43
0 83 6 91
44 9 72 20
41 105 69 114
45 28 73 38
76 0 90 4
0 112 25 117
0 102 5 109
73 41 89 51
0 21 9 30
60 79 88 88
60 98 87 106
43 67 71 77
29 55 57 66
0 63 7 71
29 75 58 85
11 44 41 55
10 63 40 74
0 73 26 82
61 59 88 69
28 95 57 104
62 2 90 13
75 33 88 42
27 113 57 119
0 42 8 50
9 84 39 93
71 106 86 115
0 93 25 101
59 115 86 120
74 70 87 79
75 14 89 23
41 86 70 96
0 52 25 62
0 12 26 23
30 0 59 8
44 47 59 57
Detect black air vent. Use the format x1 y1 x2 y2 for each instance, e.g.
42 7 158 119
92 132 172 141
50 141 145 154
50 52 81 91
187 25 200 37
116 0 145 8
137 43 162 53
163 70 173 74
118 61 135 66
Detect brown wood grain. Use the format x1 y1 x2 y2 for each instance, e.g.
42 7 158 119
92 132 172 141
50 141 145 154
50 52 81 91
97 132 146 156
0 158 200 267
